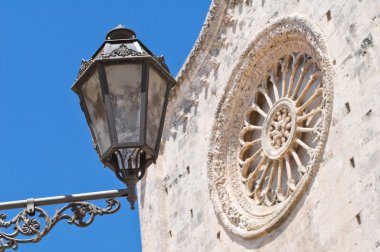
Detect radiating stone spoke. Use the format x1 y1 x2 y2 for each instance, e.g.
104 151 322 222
284 154 296 191
313 117 322 129
269 70 280 101
239 139 261 160
256 160 271 188
286 53 303 98
258 87 273 107
281 55 292 97
254 160 272 204
276 158 286 202
241 148 263 178
297 107 322 122
263 160 277 206
295 138 314 157
248 104 267 118
296 71 321 104
239 125 262 145
291 59 314 99
246 156 267 189
297 126 314 133
291 148 306 174
298 87 323 113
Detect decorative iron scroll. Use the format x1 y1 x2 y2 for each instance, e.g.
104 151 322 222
0 199 120 251
101 44 148 58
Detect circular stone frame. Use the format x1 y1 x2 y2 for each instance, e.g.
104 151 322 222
207 16 334 239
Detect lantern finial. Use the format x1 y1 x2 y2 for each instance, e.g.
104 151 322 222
106 24 136 40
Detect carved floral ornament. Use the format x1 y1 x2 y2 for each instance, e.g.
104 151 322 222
207 17 334 238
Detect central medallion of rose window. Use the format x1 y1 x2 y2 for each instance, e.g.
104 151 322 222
268 107 291 149
262 98 296 159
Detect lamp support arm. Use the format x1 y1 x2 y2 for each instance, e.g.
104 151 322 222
0 188 129 251
0 188 128 211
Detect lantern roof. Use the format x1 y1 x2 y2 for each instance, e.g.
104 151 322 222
72 25 172 93
106 24 136 40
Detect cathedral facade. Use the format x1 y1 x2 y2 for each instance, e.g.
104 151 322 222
138 0 380 251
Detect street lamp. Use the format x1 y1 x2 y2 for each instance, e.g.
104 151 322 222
0 25 175 251
72 25 176 209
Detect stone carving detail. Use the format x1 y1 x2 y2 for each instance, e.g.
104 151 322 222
268 107 292 149
207 17 334 239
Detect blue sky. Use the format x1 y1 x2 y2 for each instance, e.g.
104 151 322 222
0 1 210 251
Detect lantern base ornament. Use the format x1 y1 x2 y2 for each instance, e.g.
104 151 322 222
125 175 138 210
110 148 154 210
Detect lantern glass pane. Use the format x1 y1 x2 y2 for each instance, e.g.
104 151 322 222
81 71 111 154
146 67 167 150
105 63 142 144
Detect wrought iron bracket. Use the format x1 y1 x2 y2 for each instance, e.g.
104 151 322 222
0 189 128 251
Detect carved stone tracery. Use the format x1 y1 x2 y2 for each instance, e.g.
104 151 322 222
207 17 334 239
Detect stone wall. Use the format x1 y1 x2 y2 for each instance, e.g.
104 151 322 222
138 0 380 251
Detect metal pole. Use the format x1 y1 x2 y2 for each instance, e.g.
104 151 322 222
0 188 128 210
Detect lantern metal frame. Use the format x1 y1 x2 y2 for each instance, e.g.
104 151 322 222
74 57 173 166
71 26 176 209
72 27 175 176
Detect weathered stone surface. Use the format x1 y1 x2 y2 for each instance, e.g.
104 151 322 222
138 0 380 251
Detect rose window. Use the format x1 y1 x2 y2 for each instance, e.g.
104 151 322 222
239 52 323 206
207 17 334 238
